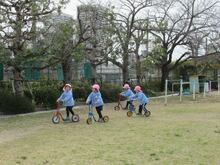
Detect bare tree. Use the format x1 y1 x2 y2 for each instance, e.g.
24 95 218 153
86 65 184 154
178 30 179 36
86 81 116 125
41 14 89 84
149 0 219 90
131 20 149 84
77 4 112 84
107 0 154 83
0 0 68 96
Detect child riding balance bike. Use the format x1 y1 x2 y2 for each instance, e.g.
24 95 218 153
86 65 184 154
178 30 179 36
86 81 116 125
52 83 80 124
114 83 134 111
127 85 151 117
86 84 109 124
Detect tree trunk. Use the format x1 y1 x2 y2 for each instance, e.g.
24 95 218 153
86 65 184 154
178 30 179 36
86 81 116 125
91 63 97 84
13 69 24 96
122 65 129 83
62 55 73 84
122 53 129 83
160 65 170 91
135 54 141 84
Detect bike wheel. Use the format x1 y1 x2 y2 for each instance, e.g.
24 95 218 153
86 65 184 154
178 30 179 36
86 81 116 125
86 118 93 125
144 110 151 117
127 111 133 117
52 115 60 124
72 114 80 122
114 106 120 111
103 116 109 122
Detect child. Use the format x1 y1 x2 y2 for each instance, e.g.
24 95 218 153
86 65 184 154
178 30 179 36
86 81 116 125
120 83 135 110
57 83 75 121
132 85 149 115
86 84 104 122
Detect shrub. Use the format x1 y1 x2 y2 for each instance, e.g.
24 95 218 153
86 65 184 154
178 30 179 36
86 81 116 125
72 82 91 102
20 80 162 110
141 82 157 97
0 91 35 115
0 81 12 91
33 86 60 109
101 84 121 102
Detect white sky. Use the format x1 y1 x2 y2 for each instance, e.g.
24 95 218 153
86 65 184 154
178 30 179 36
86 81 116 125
61 0 80 18
61 0 114 18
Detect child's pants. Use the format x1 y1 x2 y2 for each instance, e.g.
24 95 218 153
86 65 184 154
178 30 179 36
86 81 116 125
139 103 147 114
125 100 133 109
66 106 74 117
96 106 103 118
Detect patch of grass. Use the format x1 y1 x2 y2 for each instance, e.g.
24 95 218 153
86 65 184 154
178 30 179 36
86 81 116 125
0 95 220 165
20 156 27 160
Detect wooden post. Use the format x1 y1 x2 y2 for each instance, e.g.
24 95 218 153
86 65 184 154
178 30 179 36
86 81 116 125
203 82 206 98
165 79 168 106
11 79 15 95
218 75 220 95
193 80 196 100
180 79 183 102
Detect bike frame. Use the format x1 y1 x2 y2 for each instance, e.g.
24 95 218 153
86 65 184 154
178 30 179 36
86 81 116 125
53 102 65 121
114 94 127 110
128 103 137 114
128 103 148 115
88 105 97 122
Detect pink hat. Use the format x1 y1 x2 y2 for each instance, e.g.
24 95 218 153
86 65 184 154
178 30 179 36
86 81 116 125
92 84 100 90
123 83 130 89
134 85 141 92
64 84 72 88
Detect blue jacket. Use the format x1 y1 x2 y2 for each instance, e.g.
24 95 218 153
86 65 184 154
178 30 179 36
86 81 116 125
120 89 135 101
86 91 103 107
58 90 74 107
132 91 149 105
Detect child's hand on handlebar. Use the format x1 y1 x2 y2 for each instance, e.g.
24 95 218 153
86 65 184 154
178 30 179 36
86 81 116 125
86 101 92 105
57 100 63 104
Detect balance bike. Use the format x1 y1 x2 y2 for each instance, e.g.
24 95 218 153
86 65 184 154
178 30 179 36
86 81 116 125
127 104 151 117
86 105 109 125
114 94 126 111
52 102 80 124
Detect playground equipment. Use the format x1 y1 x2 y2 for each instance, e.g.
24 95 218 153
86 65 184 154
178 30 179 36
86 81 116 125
126 103 151 117
164 76 220 105
52 102 80 124
86 105 109 125
165 79 192 105
114 94 126 111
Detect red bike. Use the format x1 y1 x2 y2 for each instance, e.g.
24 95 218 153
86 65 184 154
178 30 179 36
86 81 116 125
52 102 80 124
114 94 127 111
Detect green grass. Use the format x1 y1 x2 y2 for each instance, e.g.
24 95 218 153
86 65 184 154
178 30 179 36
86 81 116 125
0 95 220 165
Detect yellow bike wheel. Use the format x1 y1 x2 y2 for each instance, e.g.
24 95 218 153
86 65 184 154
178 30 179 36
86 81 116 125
103 116 109 122
127 111 133 117
86 118 93 125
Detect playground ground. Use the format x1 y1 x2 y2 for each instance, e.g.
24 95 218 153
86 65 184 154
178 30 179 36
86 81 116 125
0 93 220 165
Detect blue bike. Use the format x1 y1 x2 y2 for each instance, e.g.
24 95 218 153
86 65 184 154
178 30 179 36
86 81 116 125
86 105 109 125
127 103 151 117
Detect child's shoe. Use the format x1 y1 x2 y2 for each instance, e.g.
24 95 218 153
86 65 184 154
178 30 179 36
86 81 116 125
64 117 70 121
98 118 104 123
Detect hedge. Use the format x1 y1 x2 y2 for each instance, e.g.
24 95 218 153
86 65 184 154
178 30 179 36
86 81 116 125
1 80 160 113
0 91 35 115
26 81 122 108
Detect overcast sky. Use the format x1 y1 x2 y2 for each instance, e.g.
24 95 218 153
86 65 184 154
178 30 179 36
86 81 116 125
61 0 110 18
61 0 80 18
61 0 122 18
